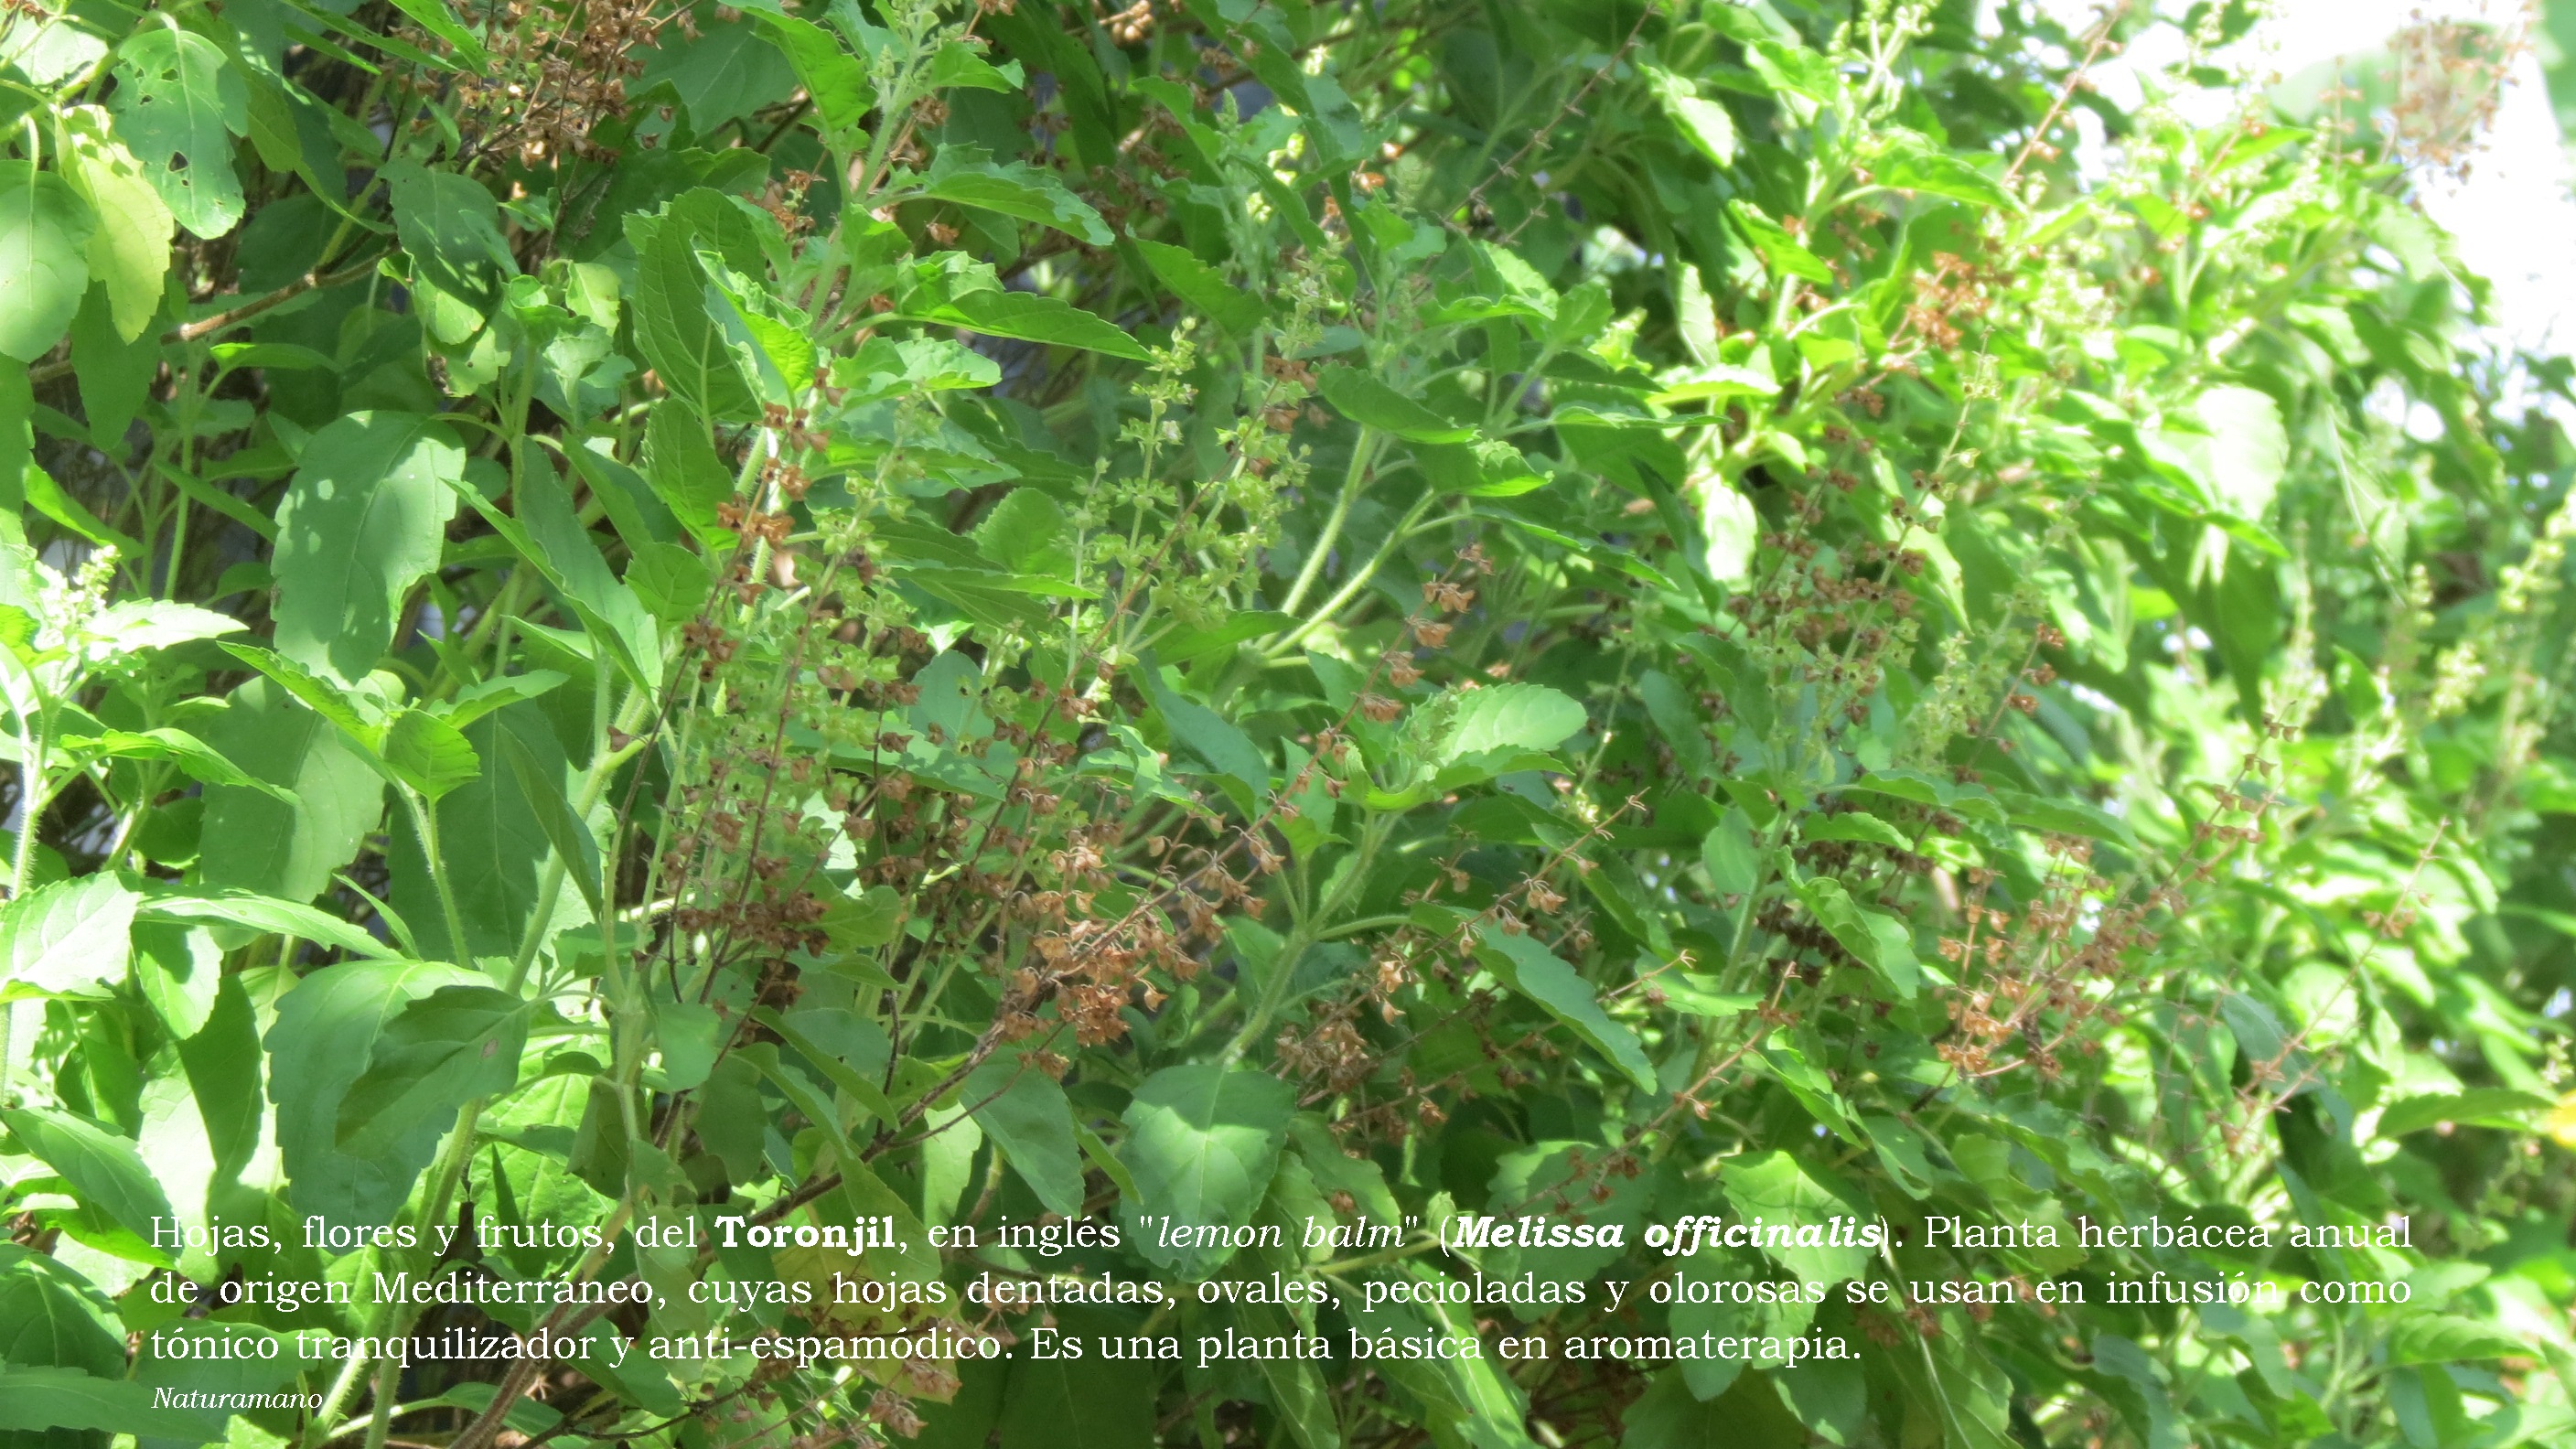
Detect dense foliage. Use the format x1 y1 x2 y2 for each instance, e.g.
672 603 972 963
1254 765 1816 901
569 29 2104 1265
2 0 2573 1445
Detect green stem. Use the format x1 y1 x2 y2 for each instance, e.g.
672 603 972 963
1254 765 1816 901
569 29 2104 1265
402 789 472 967
1279 428 1382 616
1223 817 1388 1061
360 1356 402 1449
301 1348 376 1449
1269 487 1444 658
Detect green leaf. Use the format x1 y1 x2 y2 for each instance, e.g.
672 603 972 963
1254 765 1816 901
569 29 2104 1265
1700 476 1759 582
0 874 138 1002
1154 682 1270 803
428 671 570 730
1721 1151 1871 1283
1746 38 1838 104
1645 67 1738 166
336 983 531 1156
57 106 173 342
217 641 383 745
384 159 515 345
381 0 489 69
972 488 1070 574
997 1353 1156 1449
1122 1063 1296 1273
383 707 481 801
1791 876 1919 994
0 1106 175 1263
67 726 287 800
838 336 1001 397
1802 811 1909 850
918 148 1111 244
270 412 465 685
1874 142 2018 209
2386 1314 2528 1366
109 28 248 239
1437 682 1586 763
1989 787 2134 845
1317 367 1475 443
2377 1089 2551 1137
0 163 96 362
71 284 156 446
1700 810 1760 897
928 39 1025 91
134 887 397 960
643 402 739 546
265 957 483 1227
818 884 901 950
448 451 660 691
197 675 384 906
0 1242 127 1376
921 287 1152 360
965 1053 1086 1216
495 715 606 928
2184 385 2288 522
739 4 874 134
1474 926 1657 1091
1727 200 1834 284
1133 239 1264 335
625 540 714 627
634 207 760 418
0 1367 212 1438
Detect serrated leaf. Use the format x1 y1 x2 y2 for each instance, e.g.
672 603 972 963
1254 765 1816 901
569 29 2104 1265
215 642 383 749
2385 1314 2527 1366
110 28 247 239
335 984 530 1156
0 874 138 1001
428 671 570 730
265 958 484 1226
738 2 874 134
917 148 1111 244
965 1053 1085 1216
819 884 901 950
928 39 1023 91
1875 142 2018 210
643 402 738 546
1154 682 1270 803
1437 682 1586 764
1317 367 1475 443
0 1107 174 1264
1133 239 1264 335
635 209 759 417
624 540 714 626
911 287 1151 360
1792 876 1919 994
84 598 242 652
1727 200 1833 284
197 675 385 907
61 726 294 800
1721 1152 1870 1283
1802 811 1909 850
1474 925 1656 1091
269 413 465 685
1122 1064 1296 1273
134 887 399 960
56 107 171 342
1990 787 2133 844
385 159 515 345
0 163 95 362
382 708 480 801
0 1367 211 1437
1701 810 1760 897
1645 67 1738 166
